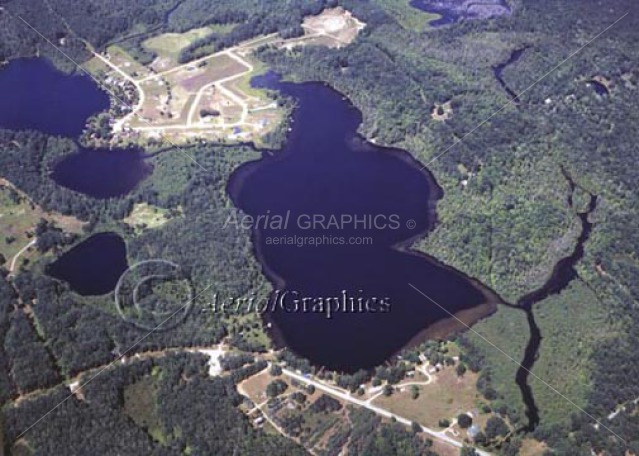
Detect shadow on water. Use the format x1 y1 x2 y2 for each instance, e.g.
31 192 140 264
228 73 501 373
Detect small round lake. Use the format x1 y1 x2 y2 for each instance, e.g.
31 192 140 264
228 74 499 372
46 232 128 296
50 147 152 199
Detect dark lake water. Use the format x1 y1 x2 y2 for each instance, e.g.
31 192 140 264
410 0 511 26
50 147 152 198
46 232 128 296
228 73 497 372
0 58 110 137
0 57 152 198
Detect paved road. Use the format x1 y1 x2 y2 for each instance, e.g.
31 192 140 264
281 368 491 455
92 51 146 132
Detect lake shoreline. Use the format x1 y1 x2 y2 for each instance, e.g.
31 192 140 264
228 76 503 372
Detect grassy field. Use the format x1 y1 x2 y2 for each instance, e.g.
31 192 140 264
465 280 616 427
123 202 175 232
529 281 617 425
372 0 440 32
373 366 486 428
0 182 84 270
466 305 531 420
106 45 154 80
143 27 212 57
143 24 237 70
230 57 269 99
124 375 167 444
0 185 38 267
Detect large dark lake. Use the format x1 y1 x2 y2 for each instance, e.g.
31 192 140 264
0 58 498 373
229 74 498 372
0 58 109 137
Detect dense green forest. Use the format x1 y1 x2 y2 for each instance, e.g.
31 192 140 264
3 352 307 455
249 0 639 452
1 0 639 454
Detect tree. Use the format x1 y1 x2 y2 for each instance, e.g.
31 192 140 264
483 387 497 400
473 432 487 446
383 384 393 397
269 364 282 376
411 421 422 433
306 384 315 395
291 391 306 404
266 379 288 398
484 416 509 439
457 413 472 429
460 447 478 456
410 385 420 400
438 418 451 428
456 363 467 377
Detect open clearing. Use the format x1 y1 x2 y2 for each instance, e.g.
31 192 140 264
143 24 237 71
123 202 177 232
372 366 485 430
0 179 85 271
372 0 441 32
85 8 364 145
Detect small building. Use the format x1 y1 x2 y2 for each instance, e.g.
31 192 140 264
468 424 481 440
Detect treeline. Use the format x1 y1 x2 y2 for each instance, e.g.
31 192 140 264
0 277 18 405
328 407 438 455
532 328 639 454
176 0 333 63
0 0 89 71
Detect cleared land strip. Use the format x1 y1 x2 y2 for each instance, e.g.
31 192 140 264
138 33 279 83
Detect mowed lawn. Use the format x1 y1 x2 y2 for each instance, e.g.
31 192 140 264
372 367 484 428
0 183 84 269
173 54 248 92
0 186 38 266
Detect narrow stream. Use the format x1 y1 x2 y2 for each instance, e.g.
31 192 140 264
511 169 597 431
493 46 529 101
